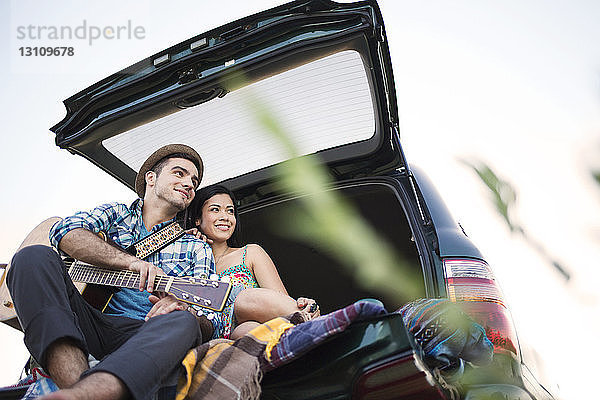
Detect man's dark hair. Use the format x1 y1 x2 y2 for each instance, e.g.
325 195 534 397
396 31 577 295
151 152 200 177
188 184 243 247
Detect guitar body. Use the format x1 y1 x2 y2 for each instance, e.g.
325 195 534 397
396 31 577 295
72 280 115 312
1 218 79 330
0 263 22 331
1 219 116 331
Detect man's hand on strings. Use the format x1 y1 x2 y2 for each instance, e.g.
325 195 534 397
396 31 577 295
128 259 165 292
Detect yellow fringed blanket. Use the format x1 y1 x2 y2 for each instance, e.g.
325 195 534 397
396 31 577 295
176 317 293 400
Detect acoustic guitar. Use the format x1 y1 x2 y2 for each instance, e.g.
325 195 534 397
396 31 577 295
0 218 230 331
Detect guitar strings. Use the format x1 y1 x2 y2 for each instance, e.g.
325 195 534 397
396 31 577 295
67 261 222 286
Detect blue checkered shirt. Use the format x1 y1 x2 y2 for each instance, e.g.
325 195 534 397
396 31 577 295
49 199 223 338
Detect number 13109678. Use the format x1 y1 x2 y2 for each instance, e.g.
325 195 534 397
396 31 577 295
19 47 74 56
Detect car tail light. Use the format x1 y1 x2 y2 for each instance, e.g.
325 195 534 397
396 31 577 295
354 354 451 400
443 258 519 356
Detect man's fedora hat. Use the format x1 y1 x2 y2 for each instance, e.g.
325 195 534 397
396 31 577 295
135 144 203 198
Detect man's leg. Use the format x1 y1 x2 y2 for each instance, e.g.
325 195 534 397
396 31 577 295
43 311 201 400
7 245 93 386
80 310 201 400
7 245 143 390
9 245 203 399
41 372 127 400
45 338 89 388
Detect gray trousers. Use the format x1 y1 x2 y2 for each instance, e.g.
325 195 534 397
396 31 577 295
7 245 202 400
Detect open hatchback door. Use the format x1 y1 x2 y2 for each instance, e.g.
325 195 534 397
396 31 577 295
50 0 407 192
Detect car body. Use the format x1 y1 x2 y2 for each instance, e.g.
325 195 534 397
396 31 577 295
3 0 555 399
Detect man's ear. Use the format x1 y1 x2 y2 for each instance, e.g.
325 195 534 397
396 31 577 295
145 170 157 189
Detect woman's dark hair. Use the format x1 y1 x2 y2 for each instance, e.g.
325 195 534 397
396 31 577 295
187 184 243 247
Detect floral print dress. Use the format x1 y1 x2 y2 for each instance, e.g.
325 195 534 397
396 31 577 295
217 245 259 339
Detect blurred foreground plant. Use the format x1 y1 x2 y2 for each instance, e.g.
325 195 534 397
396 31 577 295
460 159 570 281
243 96 421 303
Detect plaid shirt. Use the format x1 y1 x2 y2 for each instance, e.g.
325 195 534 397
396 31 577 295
49 199 223 337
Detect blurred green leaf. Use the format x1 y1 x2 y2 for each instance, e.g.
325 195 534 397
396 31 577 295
459 159 519 232
245 93 421 302
593 171 600 187
461 158 570 281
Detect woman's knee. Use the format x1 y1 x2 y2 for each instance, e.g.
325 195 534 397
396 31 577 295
231 321 260 340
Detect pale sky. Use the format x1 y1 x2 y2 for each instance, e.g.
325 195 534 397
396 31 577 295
1 1 599 398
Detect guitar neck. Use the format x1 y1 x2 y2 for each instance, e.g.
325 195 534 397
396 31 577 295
65 260 231 311
67 262 170 292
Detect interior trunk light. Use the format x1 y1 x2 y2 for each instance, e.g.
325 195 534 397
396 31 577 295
190 38 208 51
443 258 519 356
153 54 170 67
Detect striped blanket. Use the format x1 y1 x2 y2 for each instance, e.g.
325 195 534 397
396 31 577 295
264 298 387 371
398 298 494 371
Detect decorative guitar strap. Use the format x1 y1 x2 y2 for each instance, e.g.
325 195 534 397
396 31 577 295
125 221 186 259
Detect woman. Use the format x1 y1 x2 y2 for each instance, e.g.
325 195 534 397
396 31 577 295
188 184 320 340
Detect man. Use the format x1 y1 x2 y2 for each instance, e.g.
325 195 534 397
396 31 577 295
7 144 218 400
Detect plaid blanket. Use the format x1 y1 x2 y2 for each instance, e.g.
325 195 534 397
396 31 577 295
176 318 294 400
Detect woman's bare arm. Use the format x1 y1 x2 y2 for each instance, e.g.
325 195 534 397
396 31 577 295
247 244 319 318
246 244 289 295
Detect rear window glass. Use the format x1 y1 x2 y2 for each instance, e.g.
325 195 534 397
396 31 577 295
103 50 375 185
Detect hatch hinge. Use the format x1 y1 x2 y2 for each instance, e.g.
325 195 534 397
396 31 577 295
408 173 427 223
391 124 409 175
